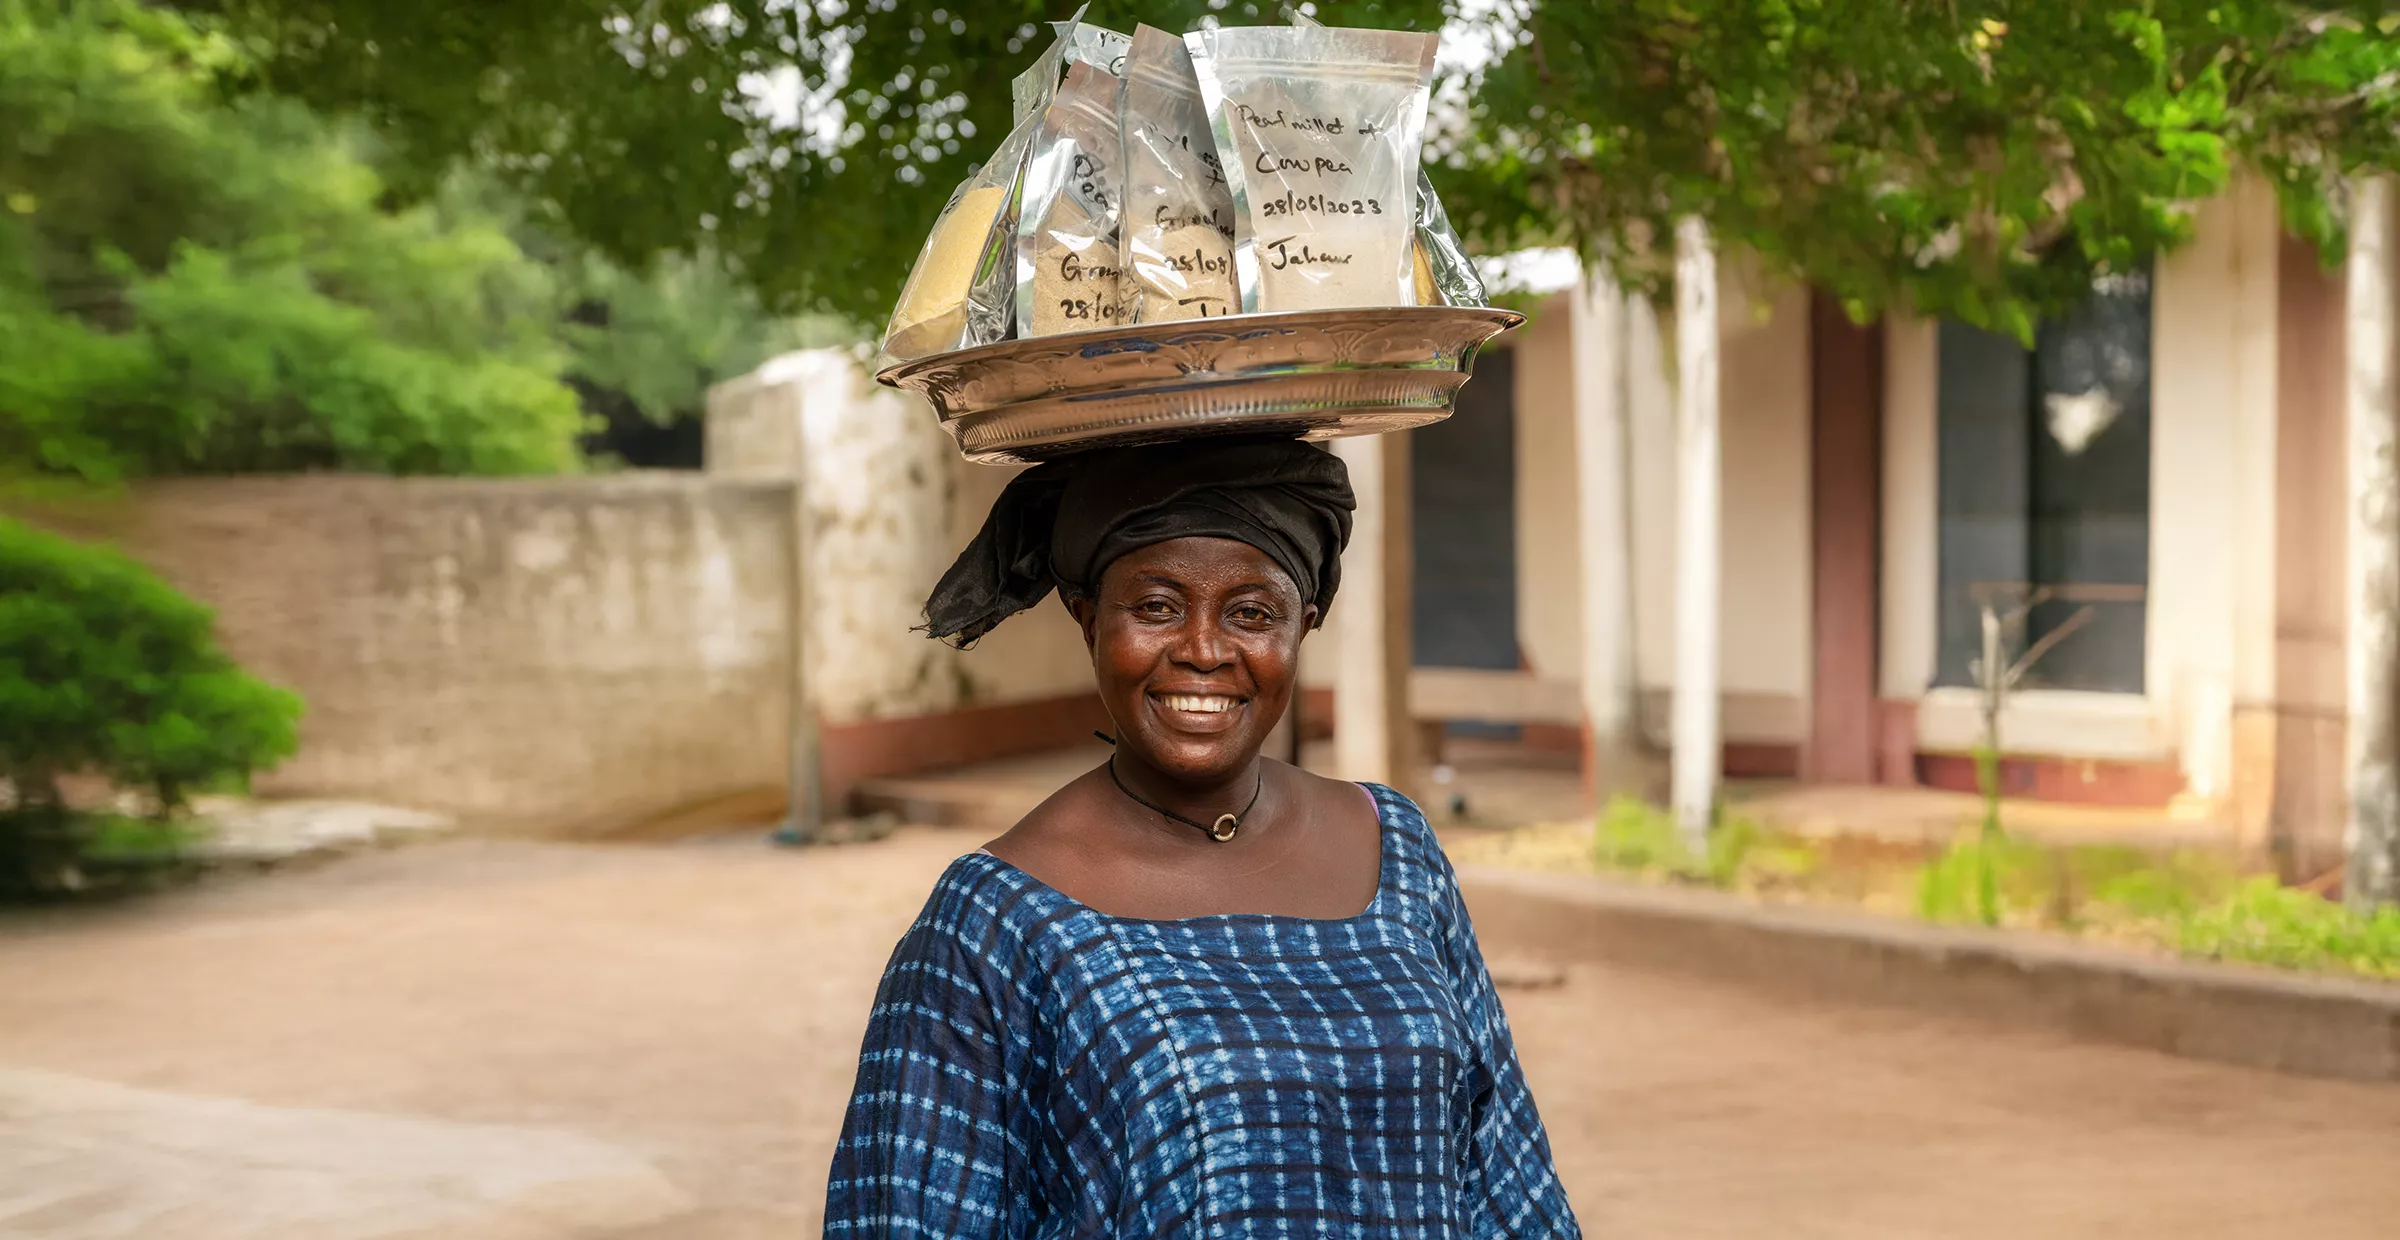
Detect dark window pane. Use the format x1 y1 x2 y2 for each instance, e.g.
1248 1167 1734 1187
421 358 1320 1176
1412 348 1519 670
1935 323 2032 689
1935 273 2150 694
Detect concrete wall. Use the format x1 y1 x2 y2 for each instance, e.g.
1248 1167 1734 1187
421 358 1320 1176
2151 173 2283 814
1512 294 1584 684
706 350 1093 723
73 475 797 825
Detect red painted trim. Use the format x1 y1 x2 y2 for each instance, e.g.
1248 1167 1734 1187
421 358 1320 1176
1299 686 1336 739
1875 698 1921 787
1805 291 1884 783
1519 721 1584 756
1913 751 2185 807
821 693 1112 809
1726 742 1802 780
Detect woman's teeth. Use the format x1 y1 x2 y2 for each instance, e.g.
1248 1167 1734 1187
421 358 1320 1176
1161 694 1238 714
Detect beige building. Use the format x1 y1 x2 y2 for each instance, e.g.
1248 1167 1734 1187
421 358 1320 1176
700 173 2385 874
1343 172 2370 876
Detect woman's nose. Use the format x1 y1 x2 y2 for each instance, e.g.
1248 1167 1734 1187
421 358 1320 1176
1171 615 1234 670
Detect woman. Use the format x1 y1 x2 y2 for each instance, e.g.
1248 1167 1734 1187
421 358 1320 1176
825 437 1581 1237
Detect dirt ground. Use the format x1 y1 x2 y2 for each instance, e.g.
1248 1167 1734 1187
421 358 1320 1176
2 828 2397 1239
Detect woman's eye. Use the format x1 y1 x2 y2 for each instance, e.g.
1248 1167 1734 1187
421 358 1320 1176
1232 604 1273 624
1135 599 1177 618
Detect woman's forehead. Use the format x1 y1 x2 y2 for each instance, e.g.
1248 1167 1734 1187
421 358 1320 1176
1103 537 1294 589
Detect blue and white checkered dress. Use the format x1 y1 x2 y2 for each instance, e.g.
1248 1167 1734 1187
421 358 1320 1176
825 783 1581 1237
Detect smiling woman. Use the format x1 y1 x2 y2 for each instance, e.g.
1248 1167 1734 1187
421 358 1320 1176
823 436 1583 1237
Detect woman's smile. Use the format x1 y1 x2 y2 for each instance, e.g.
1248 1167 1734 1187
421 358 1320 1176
1151 690 1247 731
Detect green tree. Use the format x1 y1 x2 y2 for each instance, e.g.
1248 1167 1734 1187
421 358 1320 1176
1451 1 2400 333
183 2 2400 336
0 0 592 483
182 0 1446 326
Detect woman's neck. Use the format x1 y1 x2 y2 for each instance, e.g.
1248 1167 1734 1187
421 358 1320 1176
1106 751 1266 832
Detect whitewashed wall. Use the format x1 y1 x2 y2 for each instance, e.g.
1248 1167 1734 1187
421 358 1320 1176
1622 262 1814 745
708 350 1092 725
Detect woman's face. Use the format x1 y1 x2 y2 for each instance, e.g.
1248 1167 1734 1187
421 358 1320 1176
1073 536 1315 786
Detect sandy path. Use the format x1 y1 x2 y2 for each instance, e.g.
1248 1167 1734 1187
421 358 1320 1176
0 830 2393 1238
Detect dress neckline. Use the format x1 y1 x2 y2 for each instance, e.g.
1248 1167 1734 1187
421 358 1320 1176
966 782 1401 928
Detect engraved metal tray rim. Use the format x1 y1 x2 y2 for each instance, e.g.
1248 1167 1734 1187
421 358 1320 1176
872 305 1524 465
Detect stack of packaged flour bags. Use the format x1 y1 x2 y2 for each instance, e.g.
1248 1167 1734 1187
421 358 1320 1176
877 11 1485 367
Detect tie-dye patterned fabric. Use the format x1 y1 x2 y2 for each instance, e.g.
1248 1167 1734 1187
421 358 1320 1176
824 783 1580 1238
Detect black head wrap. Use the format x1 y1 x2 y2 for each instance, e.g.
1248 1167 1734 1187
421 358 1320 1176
923 437 1355 647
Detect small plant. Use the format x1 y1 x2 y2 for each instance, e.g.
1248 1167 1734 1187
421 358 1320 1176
1592 797 1780 890
1593 797 1693 875
0 519 302 897
1915 833 2042 926
1918 586 2110 926
2173 879 2400 978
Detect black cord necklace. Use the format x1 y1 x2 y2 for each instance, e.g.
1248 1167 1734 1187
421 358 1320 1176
1105 757 1262 843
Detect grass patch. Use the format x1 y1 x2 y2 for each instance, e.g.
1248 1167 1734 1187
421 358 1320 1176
2171 879 2400 978
1453 801 2400 981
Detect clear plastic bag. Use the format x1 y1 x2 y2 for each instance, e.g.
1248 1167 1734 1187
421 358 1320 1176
1412 170 1487 308
1285 12 1481 309
1011 6 1130 123
876 117 1038 367
1187 24 1437 313
1118 24 1238 322
1015 61 1129 337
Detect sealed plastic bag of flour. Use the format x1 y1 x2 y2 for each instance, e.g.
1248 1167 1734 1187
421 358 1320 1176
876 118 1038 367
1283 11 1479 309
1118 25 1237 322
1011 6 1131 123
1015 60 1128 336
1187 25 1436 313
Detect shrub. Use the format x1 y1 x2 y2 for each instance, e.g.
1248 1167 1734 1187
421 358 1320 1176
0 518 300 893
2174 879 2400 978
1591 797 1778 890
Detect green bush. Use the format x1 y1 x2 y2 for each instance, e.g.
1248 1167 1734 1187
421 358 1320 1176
1914 833 2242 931
1591 797 1776 890
2174 879 2400 978
0 518 300 893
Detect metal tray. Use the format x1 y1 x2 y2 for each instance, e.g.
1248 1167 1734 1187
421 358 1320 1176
873 305 1524 464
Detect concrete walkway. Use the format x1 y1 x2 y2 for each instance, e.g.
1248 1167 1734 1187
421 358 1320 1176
1 829 2395 1238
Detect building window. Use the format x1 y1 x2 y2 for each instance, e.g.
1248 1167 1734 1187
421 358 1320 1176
1412 346 1521 674
1934 272 2152 694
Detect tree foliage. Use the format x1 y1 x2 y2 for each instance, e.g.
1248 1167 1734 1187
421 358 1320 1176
182 0 1446 327
0 0 598 481
181 0 2400 337
2 0 817 485
1456 1 2400 332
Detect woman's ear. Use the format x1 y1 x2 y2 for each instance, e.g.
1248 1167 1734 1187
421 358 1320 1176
1065 593 1099 649
1302 602 1323 632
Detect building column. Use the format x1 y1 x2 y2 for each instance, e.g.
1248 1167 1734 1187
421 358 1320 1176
1671 220 1722 842
1877 315 1941 785
2347 177 2400 910
1331 432 1416 798
1805 291 1885 783
1573 277 1639 801
2272 232 2350 880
